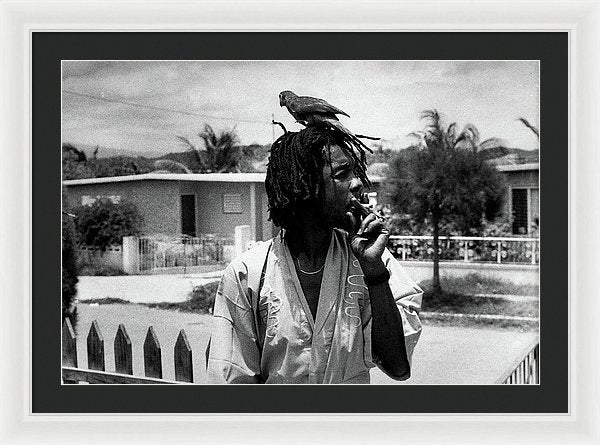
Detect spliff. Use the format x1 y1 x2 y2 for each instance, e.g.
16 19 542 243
349 197 385 221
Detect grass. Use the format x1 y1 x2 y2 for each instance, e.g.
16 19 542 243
421 291 538 318
146 281 219 314
79 281 219 314
417 273 539 330
78 297 131 305
418 273 539 297
77 273 538 331
78 264 127 276
421 315 538 331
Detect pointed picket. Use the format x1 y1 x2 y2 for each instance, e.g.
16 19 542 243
87 320 105 371
143 326 162 379
114 324 133 375
174 329 193 383
62 317 78 368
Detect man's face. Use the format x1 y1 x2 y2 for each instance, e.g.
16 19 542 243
320 144 364 231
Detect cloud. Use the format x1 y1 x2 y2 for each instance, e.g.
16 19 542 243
62 60 539 153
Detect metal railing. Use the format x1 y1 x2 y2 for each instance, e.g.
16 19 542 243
496 340 540 384
138 234 233 273
388 235 539 265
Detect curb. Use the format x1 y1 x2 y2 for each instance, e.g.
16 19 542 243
472 294 539 302
420 311 539 322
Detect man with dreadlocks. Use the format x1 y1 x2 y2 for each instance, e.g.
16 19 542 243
206 126 422 384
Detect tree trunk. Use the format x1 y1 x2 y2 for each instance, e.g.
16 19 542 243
432 208 442 295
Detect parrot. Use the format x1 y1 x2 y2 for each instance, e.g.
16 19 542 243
279 90 350 125
278 90 378 151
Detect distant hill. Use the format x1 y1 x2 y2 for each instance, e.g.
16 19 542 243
67 142 271 164
159 151 203 171
487 148 539 165
69 143 164 160
62 141 272 179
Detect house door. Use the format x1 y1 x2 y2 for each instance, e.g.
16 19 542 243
511 189 528 235
180 195 196 237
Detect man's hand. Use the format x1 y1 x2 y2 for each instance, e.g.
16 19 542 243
346 212 390 278
347 210 410 380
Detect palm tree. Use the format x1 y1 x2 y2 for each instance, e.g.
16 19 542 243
402 110 505 294
455 123 510 160
415 110 449 294
176 124 242 173
517 117 540 139
409 114 509 159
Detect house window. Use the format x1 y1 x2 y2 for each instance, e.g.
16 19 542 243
223 194 242 213
511 188 539 235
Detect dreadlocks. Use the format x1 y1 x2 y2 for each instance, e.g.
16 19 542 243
265 125 371 230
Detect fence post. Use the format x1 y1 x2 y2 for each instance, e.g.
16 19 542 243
531 241 537 265
122 236 140 274
144 326 163 379
463 241 469 262
174 330 193 383
62 318 78 384
87 320 105 372
114 324 133 375
62 317 78 367
497 241 502 264
234 225 251 258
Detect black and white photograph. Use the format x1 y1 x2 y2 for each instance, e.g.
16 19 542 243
4 1 599 440
61 60 540 385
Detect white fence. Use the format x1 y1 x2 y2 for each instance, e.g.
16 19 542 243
137 234 234 273
388 236 539 265
117 226 252 275
85 232 539 275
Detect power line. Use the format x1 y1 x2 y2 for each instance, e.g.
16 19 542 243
62 90 273 125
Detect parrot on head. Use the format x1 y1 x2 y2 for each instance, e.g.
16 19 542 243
278 90 378 152
279 90 350 124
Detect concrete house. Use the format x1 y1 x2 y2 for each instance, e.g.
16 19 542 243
496 163 539 234
63 173 384 241
63 162 538 239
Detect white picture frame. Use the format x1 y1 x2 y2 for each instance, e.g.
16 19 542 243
1 0 598 443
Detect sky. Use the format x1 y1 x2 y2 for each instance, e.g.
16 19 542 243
62 60 539 156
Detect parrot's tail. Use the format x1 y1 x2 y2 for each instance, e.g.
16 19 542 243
355 134 381 141
323 118 374 154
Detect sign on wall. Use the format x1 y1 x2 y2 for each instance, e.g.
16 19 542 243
222 193 242 213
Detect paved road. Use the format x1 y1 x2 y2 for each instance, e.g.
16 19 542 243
77 274 220 304
371 324 536 384
73 303 537 385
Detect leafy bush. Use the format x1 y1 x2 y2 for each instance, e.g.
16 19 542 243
480 219 513 237
62 206 79 325
78 263 127 276
187 280 220 313
386 213 431 236
62 143 95 180
73 199 142 252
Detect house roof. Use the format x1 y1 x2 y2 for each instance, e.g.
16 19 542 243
63 172 384 186
495 163 539 172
